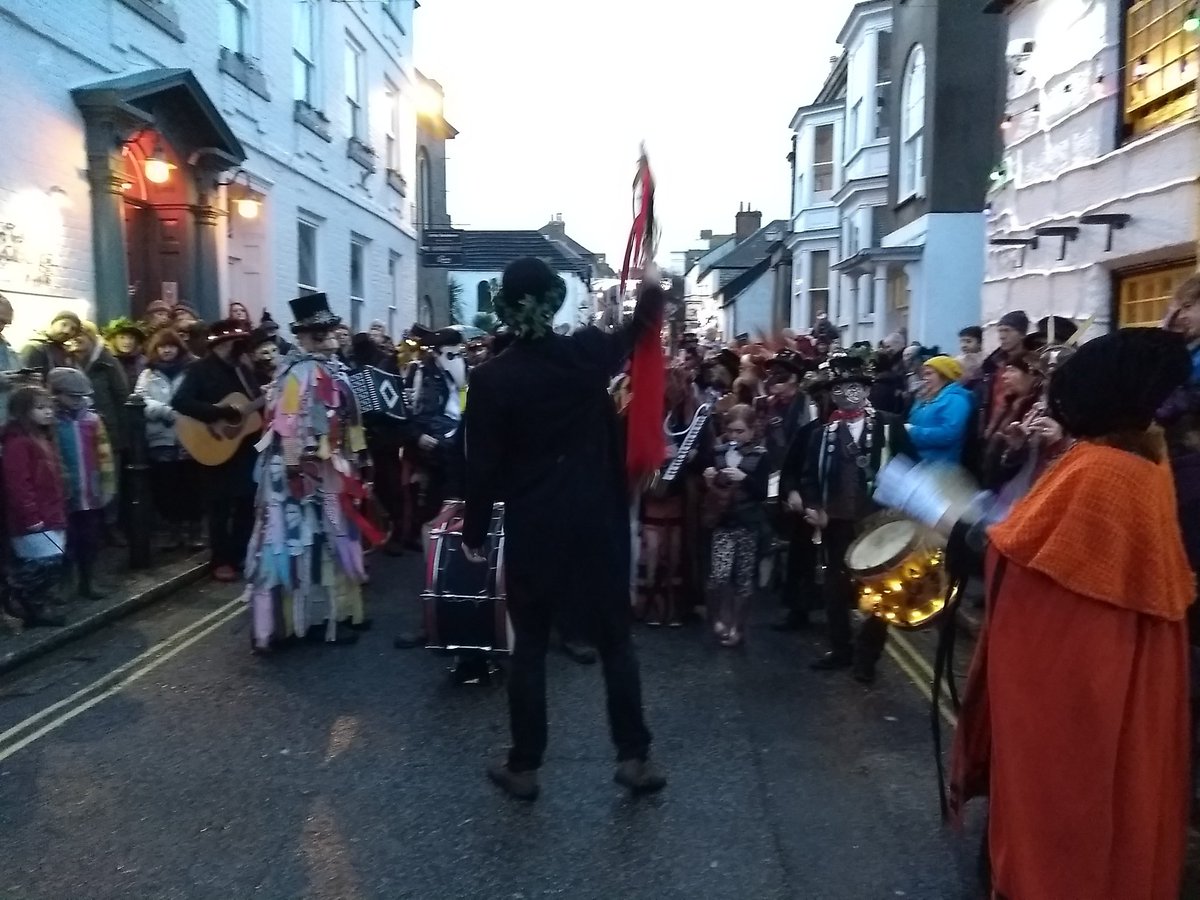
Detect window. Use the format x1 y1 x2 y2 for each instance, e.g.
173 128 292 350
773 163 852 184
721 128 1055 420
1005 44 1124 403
350 238 367 332
293 0 317 105
219 0 249 54
345 37 365 140
875 31 892 139
476 281 493 315
810 251 830 323
1125 0 1199 135
297 219 318 295
900 44 927 199
846 100 861 159
813 124 835 194
415 148 431 227
387 252 400 337
420 295 435 327
1118 261 1196 326
385 78 401 172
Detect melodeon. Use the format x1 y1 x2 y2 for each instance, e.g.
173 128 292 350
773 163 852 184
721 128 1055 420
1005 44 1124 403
422 501 511 655
348 365 411 423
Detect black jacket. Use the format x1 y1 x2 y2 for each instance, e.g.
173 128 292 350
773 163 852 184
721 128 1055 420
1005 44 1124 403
462 287 665 620
171 353 262 489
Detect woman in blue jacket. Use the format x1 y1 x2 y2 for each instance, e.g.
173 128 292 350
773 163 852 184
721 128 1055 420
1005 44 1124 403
906 355 976 464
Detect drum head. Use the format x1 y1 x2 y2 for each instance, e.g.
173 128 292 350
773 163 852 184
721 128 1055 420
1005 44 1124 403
846 520 919 576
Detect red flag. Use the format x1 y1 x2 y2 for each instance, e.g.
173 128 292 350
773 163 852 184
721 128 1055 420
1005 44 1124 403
621 149 666 482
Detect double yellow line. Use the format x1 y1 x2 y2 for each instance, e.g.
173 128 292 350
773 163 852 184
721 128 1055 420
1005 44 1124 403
0 598 245 763
886 630 957 726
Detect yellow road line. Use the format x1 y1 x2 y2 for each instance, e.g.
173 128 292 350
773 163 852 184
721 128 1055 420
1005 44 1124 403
0 602 244 762
884 642 956 726
889 631 936 681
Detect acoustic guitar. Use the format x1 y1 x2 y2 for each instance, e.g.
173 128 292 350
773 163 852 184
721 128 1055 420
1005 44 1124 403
175 392 266 467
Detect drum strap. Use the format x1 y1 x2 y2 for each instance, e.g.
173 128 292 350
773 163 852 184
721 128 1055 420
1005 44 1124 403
932 552 1008 821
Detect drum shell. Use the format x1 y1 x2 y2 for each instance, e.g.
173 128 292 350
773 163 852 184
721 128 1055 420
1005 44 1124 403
422 502 511 654
847 520 948 631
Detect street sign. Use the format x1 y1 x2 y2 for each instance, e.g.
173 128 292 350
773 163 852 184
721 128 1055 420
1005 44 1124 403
422 229 464 253
422 250 464 268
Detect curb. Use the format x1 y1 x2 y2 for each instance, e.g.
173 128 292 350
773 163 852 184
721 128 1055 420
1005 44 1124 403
0 561 210 677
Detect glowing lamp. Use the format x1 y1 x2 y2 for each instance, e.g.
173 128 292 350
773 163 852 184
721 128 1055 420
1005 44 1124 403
1185 10 1199 32
144 145 174 184
1133 56 1151 79
235 196 261 219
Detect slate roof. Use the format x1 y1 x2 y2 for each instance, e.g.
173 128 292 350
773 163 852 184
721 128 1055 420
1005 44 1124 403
716 257 772 309
538 225 618 278
459 231 592 277
699 220 789 279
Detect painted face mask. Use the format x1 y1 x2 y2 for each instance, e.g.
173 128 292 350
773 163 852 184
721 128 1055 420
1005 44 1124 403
831 382 868 413
437 345 466 388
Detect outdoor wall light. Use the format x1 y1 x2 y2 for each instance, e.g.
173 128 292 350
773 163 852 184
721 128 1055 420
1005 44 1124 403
1185 9 1199 32
144 144 174 184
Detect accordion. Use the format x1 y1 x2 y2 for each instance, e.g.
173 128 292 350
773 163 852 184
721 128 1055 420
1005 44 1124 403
348 366 411 422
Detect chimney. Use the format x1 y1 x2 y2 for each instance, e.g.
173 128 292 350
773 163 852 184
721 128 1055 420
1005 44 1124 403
543 214 566 238
735 205 762 241
700 229 713 240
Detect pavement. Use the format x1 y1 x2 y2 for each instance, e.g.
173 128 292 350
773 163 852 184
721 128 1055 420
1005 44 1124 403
0 546 995 900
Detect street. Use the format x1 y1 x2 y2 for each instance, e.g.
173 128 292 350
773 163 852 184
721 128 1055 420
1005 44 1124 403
0 552 983 900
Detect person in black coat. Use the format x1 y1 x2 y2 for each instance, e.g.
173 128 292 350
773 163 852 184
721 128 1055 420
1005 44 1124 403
170 319 261 581
462 257 666 801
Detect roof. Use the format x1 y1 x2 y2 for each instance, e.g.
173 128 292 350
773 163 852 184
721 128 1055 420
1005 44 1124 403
458 231 592 277
693 237 740 279
701 220 789 278
716 257 772 308
538 225 617 278
72 68 244 164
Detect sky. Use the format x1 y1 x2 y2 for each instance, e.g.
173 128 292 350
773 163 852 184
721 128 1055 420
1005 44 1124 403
413 0 856 268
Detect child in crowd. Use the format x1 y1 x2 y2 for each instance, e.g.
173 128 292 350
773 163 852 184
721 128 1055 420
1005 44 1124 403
47 367 116 600
2 386 68 627
703 404 770 647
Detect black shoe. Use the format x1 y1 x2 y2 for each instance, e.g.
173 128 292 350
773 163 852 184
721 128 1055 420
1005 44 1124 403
852 662 877 685
614 758 667 795
393 632 426 649
560 641 597 665
771 612 811 633
487 761 539 801
810 651 853 671
348 618 373 632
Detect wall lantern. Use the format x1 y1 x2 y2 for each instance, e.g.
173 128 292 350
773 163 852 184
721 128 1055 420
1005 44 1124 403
218 169 262 225
1185 9 1199 32
144 143 175 184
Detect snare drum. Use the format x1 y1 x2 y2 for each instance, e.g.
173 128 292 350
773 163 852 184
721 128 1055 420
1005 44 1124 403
422 501 512 655
845 518 948 630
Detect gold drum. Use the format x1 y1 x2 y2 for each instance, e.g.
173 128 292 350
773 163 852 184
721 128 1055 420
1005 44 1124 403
845 519 949 630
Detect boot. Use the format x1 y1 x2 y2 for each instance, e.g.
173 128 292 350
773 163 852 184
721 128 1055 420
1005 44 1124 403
810 650 853 671
486 761 539 801
614 758 667 795
185 522 208 551
78 565 109 601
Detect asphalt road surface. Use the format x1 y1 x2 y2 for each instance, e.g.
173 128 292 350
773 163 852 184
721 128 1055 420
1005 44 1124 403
0 551 985 899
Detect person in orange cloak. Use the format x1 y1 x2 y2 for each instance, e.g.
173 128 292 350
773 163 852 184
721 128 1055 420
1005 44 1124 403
949 327 1195 900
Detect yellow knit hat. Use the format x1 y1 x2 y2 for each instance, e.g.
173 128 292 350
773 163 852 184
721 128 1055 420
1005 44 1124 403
924 355 964 383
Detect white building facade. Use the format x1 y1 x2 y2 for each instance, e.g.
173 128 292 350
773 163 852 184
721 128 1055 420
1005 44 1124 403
0 0 421 349
983 0 1200 335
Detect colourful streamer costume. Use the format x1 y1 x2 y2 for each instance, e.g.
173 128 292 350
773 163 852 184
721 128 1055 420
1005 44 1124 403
244 293 374 649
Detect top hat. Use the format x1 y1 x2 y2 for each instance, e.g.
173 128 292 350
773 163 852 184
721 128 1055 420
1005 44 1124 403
766 350 810 379
826 351 873 386
1024 315 1078 351
289 293 342 334
207 318 251 346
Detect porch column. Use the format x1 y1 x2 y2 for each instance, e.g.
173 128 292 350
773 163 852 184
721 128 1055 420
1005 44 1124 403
81 113 136 325
796 252 811 331
872 263 888 346
193 170 223 321
846 275 860 345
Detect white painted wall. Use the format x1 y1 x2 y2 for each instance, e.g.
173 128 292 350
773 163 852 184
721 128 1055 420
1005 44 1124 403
0 0 420 349
722 271 773 338
983 0 1199 335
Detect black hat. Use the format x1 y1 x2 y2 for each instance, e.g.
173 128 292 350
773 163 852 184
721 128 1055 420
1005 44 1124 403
714 348 740 381
289 293 341 334
1048 328 1190 439
260 310 280 332
247 326 275 349
410 323 464 349
826 351 873 386
207 318 251 346
1029 315 1078 347
766 350 808 379
959 325 984 342
998 310 1030 333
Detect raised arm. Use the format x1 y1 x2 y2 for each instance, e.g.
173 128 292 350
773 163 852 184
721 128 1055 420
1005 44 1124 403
573 281 668 376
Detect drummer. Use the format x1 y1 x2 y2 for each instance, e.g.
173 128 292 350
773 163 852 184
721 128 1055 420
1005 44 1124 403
791 353 902 684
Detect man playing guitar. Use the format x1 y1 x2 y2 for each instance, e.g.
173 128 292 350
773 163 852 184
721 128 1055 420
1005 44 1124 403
171 319 262 582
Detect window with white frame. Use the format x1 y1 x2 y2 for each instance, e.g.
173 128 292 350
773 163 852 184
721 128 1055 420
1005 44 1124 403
387 253 401 336
385 78 401 172
345 36 366 140
350 237 367 332
416 148 431 227
293 0 317 105
219 0 249 54
846 100 861 160
875 31 892 139
900 44 927 199
810 250 830 323
813 124 835 194
297 218 319 295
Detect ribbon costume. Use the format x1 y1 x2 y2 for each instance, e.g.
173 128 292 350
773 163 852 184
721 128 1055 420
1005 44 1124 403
245 292 374 649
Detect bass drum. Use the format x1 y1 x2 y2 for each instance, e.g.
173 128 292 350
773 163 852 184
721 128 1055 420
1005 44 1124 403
846 517 948 630
422 501 512 655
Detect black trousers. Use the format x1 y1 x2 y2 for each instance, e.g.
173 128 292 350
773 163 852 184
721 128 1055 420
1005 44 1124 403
823 519 888 665
782 520 817 616
206 466 255 570
506 575 652 772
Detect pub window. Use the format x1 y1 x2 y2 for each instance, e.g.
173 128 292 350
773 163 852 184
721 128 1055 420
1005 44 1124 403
1125 0 1199 136
293 0 318 105
1117 260 1196 326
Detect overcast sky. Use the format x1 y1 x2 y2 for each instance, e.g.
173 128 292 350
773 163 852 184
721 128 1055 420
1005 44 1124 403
414 0 855 268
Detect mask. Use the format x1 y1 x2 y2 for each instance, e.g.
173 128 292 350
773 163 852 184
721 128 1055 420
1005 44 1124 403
831 382 867 413
436 345 466 388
